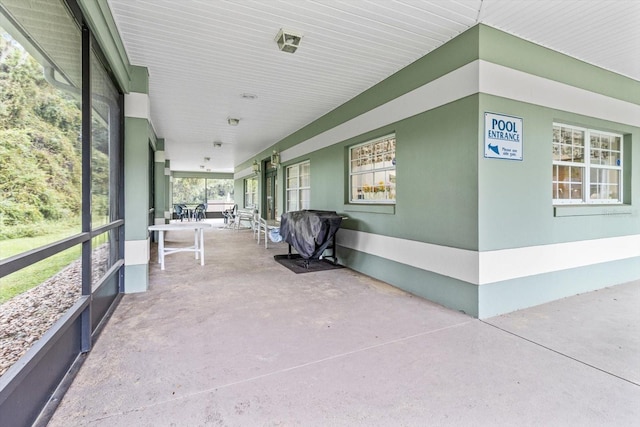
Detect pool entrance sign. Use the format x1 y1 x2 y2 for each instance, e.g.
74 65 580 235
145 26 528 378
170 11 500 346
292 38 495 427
484 112 523 161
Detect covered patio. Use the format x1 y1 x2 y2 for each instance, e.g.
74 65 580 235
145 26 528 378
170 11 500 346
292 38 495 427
1 2 639 425
46 221 640 425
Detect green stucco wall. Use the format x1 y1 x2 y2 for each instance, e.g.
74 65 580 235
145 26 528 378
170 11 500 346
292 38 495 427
124 117 151 240
478 95 639 251
478 257 640 318
478 25 639 104
243 24 639 317
291 95 480 250
124 264 148 294
340 247 479 317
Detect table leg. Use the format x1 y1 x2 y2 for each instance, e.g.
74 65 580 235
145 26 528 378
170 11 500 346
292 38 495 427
194 229 199 260
264 226 268 249
158 230 165 270
199 228 205 266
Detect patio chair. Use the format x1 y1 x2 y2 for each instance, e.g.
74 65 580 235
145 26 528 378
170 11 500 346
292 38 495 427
253 212 269 248
193 203 206 221
174 204 187 222
235 208 255 231
222 204 237 228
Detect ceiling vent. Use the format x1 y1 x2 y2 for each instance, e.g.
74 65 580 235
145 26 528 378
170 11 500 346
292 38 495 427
275 29 302 53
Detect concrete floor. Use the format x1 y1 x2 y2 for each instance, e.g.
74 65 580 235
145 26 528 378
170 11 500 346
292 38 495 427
48 220 640 426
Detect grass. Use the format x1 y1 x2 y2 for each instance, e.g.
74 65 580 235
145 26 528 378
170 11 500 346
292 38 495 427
0 223 82 304
0 224 81 258
0 248 81 303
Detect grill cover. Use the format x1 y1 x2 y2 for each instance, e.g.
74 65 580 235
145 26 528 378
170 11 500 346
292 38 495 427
279 210 343 260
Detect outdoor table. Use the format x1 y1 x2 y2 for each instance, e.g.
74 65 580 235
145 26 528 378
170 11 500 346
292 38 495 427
148 222 212 270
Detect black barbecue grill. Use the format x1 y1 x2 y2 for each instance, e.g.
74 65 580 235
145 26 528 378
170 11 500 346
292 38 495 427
279 210 344 267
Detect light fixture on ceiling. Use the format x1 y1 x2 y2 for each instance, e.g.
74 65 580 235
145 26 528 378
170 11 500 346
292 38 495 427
241 93 257 100
228 118 240 126
271 150 280 168
213 141 223 148
275 28 302 53
204 156 211 162
200 165 205 169
252 160 260 174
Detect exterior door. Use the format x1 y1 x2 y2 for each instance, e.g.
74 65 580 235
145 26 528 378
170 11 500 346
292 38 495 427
264 160 278 221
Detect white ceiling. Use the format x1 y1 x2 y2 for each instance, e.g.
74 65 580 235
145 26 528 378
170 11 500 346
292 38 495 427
106 0 640 173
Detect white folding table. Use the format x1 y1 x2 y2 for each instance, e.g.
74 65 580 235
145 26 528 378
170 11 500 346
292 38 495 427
148 222 212 270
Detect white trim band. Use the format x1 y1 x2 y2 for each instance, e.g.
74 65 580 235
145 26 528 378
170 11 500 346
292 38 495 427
337 230 640 285
337 229 478 284
479 234 640 284
281 61 480 163
124 92 151 120
234 166 257 180
479 61 640 127
276 59 638 164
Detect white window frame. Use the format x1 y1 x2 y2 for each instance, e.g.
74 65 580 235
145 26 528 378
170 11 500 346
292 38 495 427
244 177 258 208
349 134 396 204
286 160 310 212
552 123 623 205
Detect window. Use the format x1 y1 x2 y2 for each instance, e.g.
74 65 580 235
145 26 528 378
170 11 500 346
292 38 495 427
245 177 258 208
172 178 233 204
350 134 396 203
91 49 123 286
286 161 310 212
206 179 234 203
0 25 82 243
552 123 622 204
0 0 125 393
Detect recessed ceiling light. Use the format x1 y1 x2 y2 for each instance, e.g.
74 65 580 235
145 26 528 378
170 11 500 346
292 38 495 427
241 93 257 100
204 156 211 162
228 118 239 126
200 165 204 169
213 142 223 148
